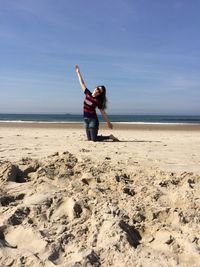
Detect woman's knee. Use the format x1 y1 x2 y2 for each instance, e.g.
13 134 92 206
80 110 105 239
85 128 91 140
89 128 98 141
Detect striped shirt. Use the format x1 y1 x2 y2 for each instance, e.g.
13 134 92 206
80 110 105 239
83 88 101 118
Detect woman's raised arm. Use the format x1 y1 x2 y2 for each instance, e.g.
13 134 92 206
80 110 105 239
75 65 87 92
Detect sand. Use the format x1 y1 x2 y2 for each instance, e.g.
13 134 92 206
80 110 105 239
0 122 200 267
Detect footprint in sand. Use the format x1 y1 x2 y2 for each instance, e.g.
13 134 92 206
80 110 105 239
80 148 90 152
8 207 30 226
0 228 17 249
0 193 25 207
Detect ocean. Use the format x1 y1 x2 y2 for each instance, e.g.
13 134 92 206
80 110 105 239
0 114 200 124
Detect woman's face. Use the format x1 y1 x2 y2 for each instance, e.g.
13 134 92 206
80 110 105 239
93 86 103 97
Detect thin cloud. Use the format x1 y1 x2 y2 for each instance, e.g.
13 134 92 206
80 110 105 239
166 76 200 90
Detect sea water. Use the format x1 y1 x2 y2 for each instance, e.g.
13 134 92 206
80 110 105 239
0 114 200 124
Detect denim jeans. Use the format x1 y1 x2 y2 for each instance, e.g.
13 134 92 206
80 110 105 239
84 117 99 129
84 117 110 142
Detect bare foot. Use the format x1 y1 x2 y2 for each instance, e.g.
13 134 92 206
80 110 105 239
109 134 119 142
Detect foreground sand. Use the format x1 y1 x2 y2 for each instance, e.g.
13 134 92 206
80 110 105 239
0 123 200 266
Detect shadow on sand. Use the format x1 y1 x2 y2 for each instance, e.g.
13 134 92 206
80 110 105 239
113 140 161 143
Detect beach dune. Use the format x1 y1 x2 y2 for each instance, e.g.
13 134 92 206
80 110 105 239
0 123 200 266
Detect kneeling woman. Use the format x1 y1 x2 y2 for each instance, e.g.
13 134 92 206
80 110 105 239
75 65 118 142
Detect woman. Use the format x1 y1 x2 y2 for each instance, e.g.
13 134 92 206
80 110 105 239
75 65 118 142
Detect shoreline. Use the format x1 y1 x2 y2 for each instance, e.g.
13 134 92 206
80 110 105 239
1 121 200 131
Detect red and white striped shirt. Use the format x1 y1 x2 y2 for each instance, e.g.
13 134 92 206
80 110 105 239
83 88 101 118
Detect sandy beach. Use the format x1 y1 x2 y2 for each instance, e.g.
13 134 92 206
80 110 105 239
0 122 200 266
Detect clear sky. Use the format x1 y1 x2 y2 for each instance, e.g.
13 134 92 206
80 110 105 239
0 0 200 115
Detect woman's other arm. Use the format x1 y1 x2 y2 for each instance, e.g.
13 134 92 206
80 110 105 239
100 109 113 129
75 65 87 92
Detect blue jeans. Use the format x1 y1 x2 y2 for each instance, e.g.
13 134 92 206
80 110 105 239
84 117 110 142
84 117 99 129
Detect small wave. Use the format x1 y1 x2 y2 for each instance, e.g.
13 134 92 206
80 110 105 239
0 120 82 124
0 120 200 125
112 122 200 125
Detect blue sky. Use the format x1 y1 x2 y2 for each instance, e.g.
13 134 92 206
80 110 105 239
0 0 200 115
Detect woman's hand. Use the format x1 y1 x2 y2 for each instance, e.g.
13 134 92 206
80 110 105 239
75 65 80 73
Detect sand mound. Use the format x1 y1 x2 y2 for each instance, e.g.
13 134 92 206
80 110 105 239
0 151 200 267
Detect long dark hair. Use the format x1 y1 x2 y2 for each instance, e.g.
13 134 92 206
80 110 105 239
97 85 107 109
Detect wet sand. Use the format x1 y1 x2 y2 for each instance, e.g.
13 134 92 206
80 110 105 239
1 121 200 131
